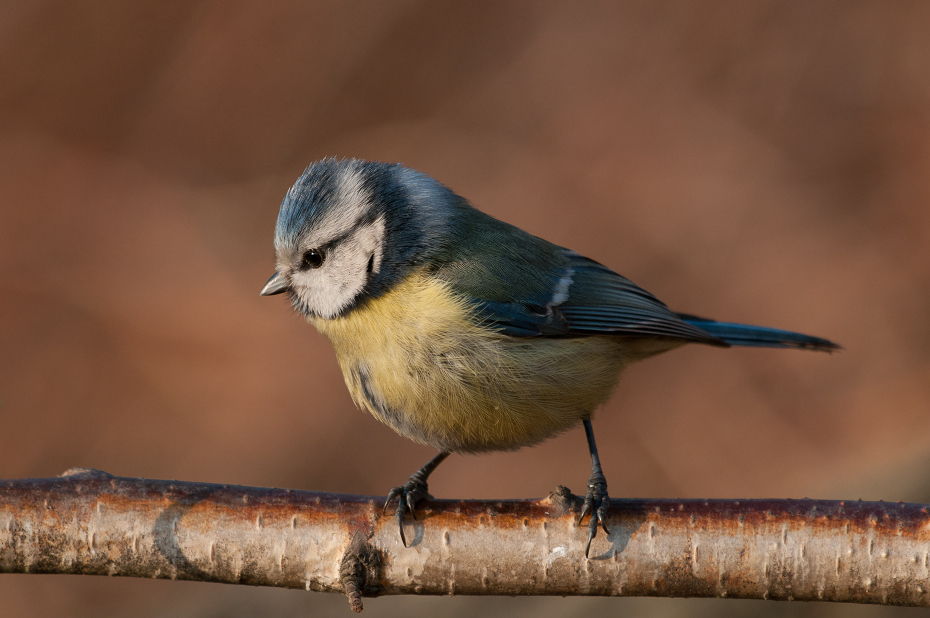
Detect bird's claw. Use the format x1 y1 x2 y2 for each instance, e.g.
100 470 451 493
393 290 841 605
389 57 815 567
577 470 610 558
383 474 431 547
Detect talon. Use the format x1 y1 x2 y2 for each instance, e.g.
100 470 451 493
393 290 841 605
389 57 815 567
388 482 423 547
383 452 450 547
585 501 600 558
384 487 402 515
579 473 610 558
395 504 408 547
578 498 591 525
598 504 611 537
579 419 611 558
584 528 595 558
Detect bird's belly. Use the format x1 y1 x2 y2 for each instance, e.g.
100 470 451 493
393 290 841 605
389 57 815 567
355 335 630 452
310 274 633 453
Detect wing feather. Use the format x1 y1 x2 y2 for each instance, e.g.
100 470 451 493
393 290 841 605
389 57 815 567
431 214 722 344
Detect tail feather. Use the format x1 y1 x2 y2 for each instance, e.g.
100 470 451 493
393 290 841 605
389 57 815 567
677 313 840 352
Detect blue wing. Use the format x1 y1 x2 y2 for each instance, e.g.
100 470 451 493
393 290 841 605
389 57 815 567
431 209 837 350
552 253 724 343
431 210 723 344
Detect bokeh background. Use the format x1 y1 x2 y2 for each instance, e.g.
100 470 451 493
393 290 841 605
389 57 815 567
2 1 930 616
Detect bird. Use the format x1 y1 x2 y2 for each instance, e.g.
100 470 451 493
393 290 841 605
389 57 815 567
260 157 839 556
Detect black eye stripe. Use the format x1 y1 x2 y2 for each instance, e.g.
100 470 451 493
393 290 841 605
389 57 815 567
307 219 368 258
301 216 382 273
301 249 325 269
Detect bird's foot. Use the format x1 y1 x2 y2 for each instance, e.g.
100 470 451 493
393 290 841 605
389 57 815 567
577 469 610 557
383 471 432 547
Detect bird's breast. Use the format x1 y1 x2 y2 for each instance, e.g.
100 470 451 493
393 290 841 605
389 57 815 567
309 271 631 453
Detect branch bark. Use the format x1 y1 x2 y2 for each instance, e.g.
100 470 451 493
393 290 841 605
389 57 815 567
1 469 929 612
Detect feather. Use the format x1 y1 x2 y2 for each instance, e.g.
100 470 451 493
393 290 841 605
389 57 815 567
676 314 840 351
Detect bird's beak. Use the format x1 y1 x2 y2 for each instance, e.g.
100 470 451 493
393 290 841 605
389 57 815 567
260 271 289 296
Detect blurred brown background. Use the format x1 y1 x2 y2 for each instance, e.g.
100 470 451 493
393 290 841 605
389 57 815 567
1 1 929 616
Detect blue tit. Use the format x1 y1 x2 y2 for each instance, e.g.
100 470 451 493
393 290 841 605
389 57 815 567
261 158 839 555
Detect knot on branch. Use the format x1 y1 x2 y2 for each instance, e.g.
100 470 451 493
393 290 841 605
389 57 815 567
340 542 381 613
548 485 581 515
59 468 114 479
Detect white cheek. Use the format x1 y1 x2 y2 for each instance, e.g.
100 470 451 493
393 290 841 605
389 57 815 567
291 216 386 319
294 264 365 319
353 216 385 274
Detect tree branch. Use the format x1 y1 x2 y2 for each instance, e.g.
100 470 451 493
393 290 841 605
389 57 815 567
1 469 928 612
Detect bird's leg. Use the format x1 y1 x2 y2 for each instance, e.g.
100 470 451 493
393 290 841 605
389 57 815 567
384 451 450 547
578 418 611 557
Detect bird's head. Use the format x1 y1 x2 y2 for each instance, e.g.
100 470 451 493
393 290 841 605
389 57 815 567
260 158 458 319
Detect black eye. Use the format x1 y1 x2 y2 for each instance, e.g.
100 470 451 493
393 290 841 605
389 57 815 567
301 249 325 270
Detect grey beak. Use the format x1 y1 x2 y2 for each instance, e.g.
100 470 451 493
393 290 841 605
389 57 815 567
260 271 289 296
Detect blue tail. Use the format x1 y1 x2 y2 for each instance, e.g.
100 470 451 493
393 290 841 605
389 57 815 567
677 313 840 352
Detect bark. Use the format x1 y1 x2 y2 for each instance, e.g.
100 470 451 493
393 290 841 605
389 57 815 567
1 469 929 612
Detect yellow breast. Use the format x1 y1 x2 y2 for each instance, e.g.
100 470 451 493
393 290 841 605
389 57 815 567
310 271 632 453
